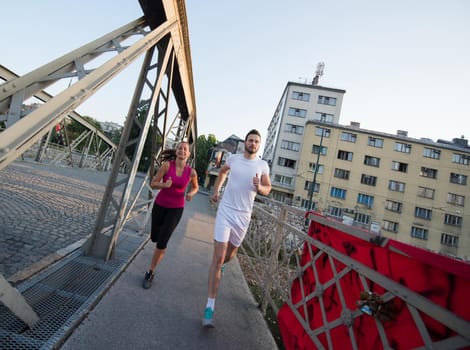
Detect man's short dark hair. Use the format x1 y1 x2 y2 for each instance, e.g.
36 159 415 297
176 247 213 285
245 129 261 141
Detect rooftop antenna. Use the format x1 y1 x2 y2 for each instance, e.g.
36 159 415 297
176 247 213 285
312 62 325 86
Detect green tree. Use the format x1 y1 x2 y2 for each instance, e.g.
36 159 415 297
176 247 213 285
195 134 217 185
66 115 102 137
64 115 104 151
105 127 122 147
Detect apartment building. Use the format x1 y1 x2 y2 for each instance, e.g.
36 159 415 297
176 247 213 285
263 80 346 203
295 121 470 260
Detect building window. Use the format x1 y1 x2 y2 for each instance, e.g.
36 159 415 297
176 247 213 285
277 157 296 169
304 181 320 193
334 168 350 180
411 227 428 240
354 213 370 225
385 200 402 213
328 206 343 218
285 123 304 135
389 180 405 192
420 166 438 179
292 91 310 101
288 107 307 118
441 233 459 247
452 153 470 165
274 174 292 185
272 192 286 202
318 95 337 106
312 144 327 155
417 186 435 199
395 142 412 153
368 137 384 148
414 207 432 220
450 172 467 185
383 220 399 233
444 214 462 227
308 162 324 174
280 140 300 151
314 112 334 123
391 161 408 173
337 150 353 161
315 127 331 137
340 132 357 143
447 193 465 206
361 174 377 186
301 199 313 209
423 147 441 159
364 155 380 167
357 193 374 207
330 187 347 199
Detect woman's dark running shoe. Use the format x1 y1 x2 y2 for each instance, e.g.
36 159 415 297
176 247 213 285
142 270 155 289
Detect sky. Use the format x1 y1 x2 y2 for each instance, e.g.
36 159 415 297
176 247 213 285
1 0 469 145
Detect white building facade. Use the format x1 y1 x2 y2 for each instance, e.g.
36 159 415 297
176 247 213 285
263 81 346 204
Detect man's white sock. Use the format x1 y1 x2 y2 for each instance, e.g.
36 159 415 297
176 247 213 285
206 298 215 310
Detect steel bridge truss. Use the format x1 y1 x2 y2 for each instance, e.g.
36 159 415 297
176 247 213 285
1 65 118 170
0 0 196 326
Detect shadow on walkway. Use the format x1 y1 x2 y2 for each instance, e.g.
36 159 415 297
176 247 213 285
59 193 277 349
0 162 276 349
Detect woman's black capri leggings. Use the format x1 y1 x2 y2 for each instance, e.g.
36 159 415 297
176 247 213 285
151 204 184 249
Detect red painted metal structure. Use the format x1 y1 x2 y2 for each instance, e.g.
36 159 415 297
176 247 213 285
278 212 470 349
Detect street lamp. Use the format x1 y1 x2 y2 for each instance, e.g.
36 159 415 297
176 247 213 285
307 126 325 211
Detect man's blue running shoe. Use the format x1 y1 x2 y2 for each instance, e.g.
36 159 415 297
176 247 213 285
202 307 215 328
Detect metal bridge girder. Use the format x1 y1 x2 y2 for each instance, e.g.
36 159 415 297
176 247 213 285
0 16 179 171
0 0 197 326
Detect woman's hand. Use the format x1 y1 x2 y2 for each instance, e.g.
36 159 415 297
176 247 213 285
164 177 172 188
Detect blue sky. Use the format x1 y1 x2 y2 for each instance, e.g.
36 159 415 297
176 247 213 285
2 1 469 144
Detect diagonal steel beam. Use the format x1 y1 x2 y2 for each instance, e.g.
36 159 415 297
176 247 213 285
0 17 147 112
0 18 177 171
0 274 39 328
83 39 177 259
0 64 118 164
0 1 198 326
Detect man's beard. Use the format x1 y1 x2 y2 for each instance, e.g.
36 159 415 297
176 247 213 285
245 146 257 154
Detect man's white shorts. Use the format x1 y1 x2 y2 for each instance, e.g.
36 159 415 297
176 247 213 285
213 205 251 247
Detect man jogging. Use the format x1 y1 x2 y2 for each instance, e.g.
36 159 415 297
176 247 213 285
202 129 271 328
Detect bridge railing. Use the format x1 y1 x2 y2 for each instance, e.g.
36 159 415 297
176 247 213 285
242 197 470 350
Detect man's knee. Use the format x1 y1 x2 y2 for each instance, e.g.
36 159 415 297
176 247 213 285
225 243 239 262
213 241 228 265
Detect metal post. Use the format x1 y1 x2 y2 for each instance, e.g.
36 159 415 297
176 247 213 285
307 126 324 211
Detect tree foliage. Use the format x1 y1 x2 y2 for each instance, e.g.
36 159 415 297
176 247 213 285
195 134 217 184
46 104 218 179
62 115 105 151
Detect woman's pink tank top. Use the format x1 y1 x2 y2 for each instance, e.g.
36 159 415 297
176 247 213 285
155 160 192 208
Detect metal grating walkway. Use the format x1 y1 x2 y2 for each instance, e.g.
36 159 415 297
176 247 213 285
0 231 147 350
